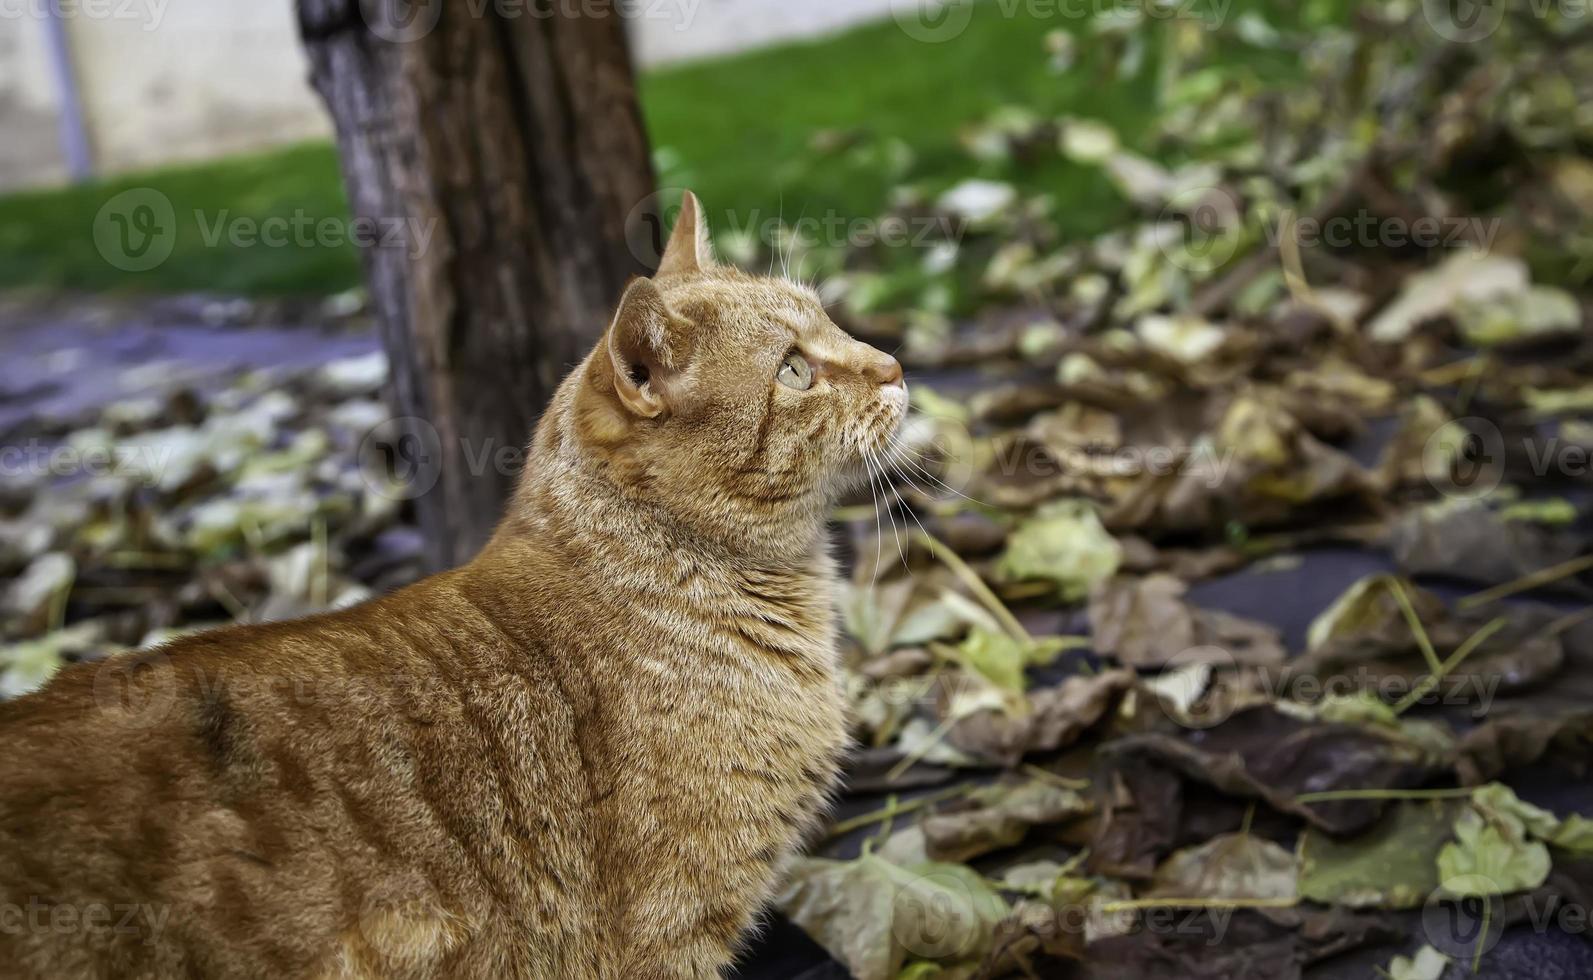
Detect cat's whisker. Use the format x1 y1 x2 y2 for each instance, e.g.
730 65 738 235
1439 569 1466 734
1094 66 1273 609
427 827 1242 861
862 451 887 591
883 437 984 507
770 193 785 277
890 437 982 505
884 439 958 495
876 447 945 520
878 455 938 556
889 418 961 464
865 451 911 579
782 204 807 284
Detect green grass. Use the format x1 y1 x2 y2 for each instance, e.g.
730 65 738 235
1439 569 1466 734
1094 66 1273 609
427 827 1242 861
0 0 1345 296
0 143 356 296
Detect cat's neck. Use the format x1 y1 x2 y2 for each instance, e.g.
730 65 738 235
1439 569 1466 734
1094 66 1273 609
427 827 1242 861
493 432 830 582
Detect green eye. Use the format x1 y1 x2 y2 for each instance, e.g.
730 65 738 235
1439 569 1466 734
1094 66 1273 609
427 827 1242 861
777 352 813 390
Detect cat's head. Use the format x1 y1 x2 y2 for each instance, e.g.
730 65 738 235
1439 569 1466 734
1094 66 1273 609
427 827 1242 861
561 191 907 555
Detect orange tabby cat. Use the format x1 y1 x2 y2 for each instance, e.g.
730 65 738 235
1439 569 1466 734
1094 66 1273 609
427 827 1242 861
0 192 906 979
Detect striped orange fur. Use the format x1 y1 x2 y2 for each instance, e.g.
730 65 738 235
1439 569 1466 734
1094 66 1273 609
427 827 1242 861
0 193 907 979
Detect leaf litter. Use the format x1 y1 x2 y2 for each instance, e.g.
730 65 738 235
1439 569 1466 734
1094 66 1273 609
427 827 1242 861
774 3 1593 977
3 3 1593 978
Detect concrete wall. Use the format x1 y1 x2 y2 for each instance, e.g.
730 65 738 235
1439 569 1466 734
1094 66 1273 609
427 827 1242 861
0 14 71 188
630 0 898 65
0 0 898 192
67 2 331 177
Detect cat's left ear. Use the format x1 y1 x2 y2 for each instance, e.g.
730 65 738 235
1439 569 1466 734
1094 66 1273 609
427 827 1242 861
606 277 693 419
655 190 716 278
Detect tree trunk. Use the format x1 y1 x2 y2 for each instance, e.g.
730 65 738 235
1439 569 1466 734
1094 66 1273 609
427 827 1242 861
298 0 654 570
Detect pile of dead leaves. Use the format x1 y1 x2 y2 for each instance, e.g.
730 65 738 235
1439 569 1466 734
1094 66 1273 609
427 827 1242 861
1 3 1590 978
771 4 1593 979
0 349 423 695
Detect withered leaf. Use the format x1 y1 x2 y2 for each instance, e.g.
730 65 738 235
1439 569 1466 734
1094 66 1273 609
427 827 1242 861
1081 908 1299 980
1101 705 1439 835
947 668 1136 767
1147 832 1298 901
1389 499 1588 592
1088 573 1285 668
778 854 1008 980
922 778 1091 862
1297 799 1460 908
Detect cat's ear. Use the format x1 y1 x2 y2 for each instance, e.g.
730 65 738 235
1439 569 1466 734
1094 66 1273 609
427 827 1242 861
655 190 715 278
606 277 693 419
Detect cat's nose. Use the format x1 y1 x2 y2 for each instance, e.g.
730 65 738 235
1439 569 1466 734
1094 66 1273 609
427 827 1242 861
863 354 904 388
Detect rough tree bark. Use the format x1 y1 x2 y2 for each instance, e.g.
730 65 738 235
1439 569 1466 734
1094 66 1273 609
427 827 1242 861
298 0 655 570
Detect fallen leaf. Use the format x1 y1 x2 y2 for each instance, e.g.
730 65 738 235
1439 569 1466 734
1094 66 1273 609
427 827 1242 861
923 778 1091 862
1297 800 1460 908
947 668 1136 767
1389 499 1587 591
1089 573 1285 668
1436 807 1551 896
778 854 1009 980
1368 249 1530 342
1382 945 1450 980
1102 705 1440 835
995 500 1122 601
1148 832 1298 900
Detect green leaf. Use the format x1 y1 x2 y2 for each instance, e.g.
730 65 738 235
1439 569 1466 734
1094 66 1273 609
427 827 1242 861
1298 800 1458 908
1497 497 1578 525
1469 782 1593 856
995 500 1121 602
1456 284 1580 347
844 581 965 657
0 621 108 698
1436 809 1551 897
1550 815 1593 855
779 855 1009 980
0 635 68 698
1470 783 1559 839
951 628 1028 693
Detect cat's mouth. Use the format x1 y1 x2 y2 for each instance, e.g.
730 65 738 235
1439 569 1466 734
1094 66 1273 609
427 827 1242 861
852 384 910 459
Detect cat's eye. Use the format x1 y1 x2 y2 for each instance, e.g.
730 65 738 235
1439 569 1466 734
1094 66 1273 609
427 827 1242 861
777 352 813 390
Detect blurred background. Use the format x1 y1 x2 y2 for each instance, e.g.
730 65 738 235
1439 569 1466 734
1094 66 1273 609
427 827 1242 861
2 1 1593 978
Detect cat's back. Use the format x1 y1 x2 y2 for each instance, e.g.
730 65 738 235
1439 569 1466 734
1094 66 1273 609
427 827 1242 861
0 566 602 979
